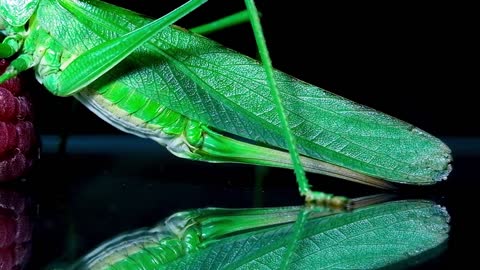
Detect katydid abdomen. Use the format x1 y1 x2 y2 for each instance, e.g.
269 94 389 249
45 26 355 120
16 0 452 188
75 86 392 189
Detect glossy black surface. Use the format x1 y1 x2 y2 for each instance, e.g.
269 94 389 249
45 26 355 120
4 136 471 269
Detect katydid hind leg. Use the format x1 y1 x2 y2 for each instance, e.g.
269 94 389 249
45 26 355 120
43 0 208 97
243 0 349 207
195 128 393 190
280 208 309 269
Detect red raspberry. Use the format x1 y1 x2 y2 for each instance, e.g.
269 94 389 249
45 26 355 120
0 59 39 181
0 189 33 269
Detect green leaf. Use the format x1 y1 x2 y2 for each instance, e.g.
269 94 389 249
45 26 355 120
163 200 449 269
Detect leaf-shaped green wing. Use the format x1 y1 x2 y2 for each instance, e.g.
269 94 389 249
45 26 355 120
164 200 449 269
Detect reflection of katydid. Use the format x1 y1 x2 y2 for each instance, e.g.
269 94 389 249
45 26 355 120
0 0 452 205
67 197 449 269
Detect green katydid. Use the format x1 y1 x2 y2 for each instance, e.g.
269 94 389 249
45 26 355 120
0 0 452 205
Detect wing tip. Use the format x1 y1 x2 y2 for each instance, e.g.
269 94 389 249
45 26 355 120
432 146 453 182
435 163 453 182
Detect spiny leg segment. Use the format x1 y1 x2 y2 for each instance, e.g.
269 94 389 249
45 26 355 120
243 0 348 207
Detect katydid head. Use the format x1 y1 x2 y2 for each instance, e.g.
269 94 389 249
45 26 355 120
0 0 40 27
